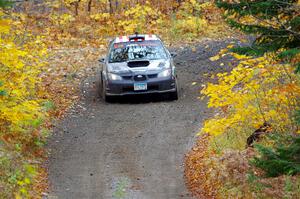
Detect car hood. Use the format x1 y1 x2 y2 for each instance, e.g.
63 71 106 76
107 59 170 75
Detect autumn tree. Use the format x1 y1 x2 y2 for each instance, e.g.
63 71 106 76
224 1 300 176
200 0 300 143
0 3 48 197
216 0 300 70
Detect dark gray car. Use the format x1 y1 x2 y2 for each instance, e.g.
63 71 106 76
99 34 179 102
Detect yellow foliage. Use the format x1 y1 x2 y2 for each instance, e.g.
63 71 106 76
179 0 202 15
90 13 110 21
117 3 163 34
33 0 231 47
174 16 208 36
0 0 234 197
201 52 300 136
0 9 47 198
50 13 75 26
209 55 220 61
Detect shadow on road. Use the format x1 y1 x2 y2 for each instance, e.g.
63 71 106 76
104 93 176 104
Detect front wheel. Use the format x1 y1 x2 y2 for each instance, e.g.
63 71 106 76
169 89 179 101
169 80 179 101
101 79 112 102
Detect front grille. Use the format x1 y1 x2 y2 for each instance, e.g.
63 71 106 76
123 86 134 92
148 85 159 91
134 75 147 81
122 75 133 80
147 74 158 78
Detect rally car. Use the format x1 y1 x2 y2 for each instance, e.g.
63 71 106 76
99 34 179 102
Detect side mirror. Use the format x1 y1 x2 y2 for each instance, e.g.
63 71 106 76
170 52 177 58
98 58 105 63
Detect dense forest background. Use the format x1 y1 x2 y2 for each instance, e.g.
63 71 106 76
13 0 230 47
0 0 299 198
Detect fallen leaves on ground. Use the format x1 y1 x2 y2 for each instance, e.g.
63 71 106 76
185 134 300 199
42 47 105 118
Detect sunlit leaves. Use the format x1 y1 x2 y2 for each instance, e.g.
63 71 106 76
209 55 220 61
117 3 163 34
201 52 300 136
0 9 47 198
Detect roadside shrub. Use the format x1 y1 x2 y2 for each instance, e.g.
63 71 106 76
252 135 300 177
208 128 252 154
184 0 300 198
0 9 48 198
185 134 300 199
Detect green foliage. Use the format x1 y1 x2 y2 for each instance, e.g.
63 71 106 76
0 0 12 8
278 49 300 60
294 63 300 73
295 109 300 125
230 46 275 56
247 171 272 192
283 176 300 199
216 0 300 56
208 128 251 154
0 89 7 96
0 149 37 198
284 176 293 193
42 100 55 111
112 178 129 199
252 135 300 177
216 0 294 17
0 81 6 96
0 8 48 197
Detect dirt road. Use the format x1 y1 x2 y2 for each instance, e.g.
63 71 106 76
48 39 236 199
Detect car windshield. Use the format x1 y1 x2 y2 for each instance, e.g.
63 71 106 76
109 40 167 63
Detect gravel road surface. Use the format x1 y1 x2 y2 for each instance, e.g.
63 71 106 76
48 39 238 199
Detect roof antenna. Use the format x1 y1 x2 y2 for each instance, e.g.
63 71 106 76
135 32 139 37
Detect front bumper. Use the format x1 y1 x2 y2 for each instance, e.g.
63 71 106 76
105 77 177 96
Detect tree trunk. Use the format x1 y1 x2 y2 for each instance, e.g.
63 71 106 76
115 0 119 12
109 0 113 14
74 0 81 16
87 0 92 12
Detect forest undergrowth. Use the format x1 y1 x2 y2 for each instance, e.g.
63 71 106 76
185 1 300 198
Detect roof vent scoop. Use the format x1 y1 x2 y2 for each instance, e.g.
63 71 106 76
127 60 150 68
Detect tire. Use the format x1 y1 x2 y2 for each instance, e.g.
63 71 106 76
101 77 112 102
99 71 104 97
169 89 179 101
169 80 179 101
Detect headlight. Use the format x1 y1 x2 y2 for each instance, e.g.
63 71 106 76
158 69 171 78
108 73 122 81
158 61 171 69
